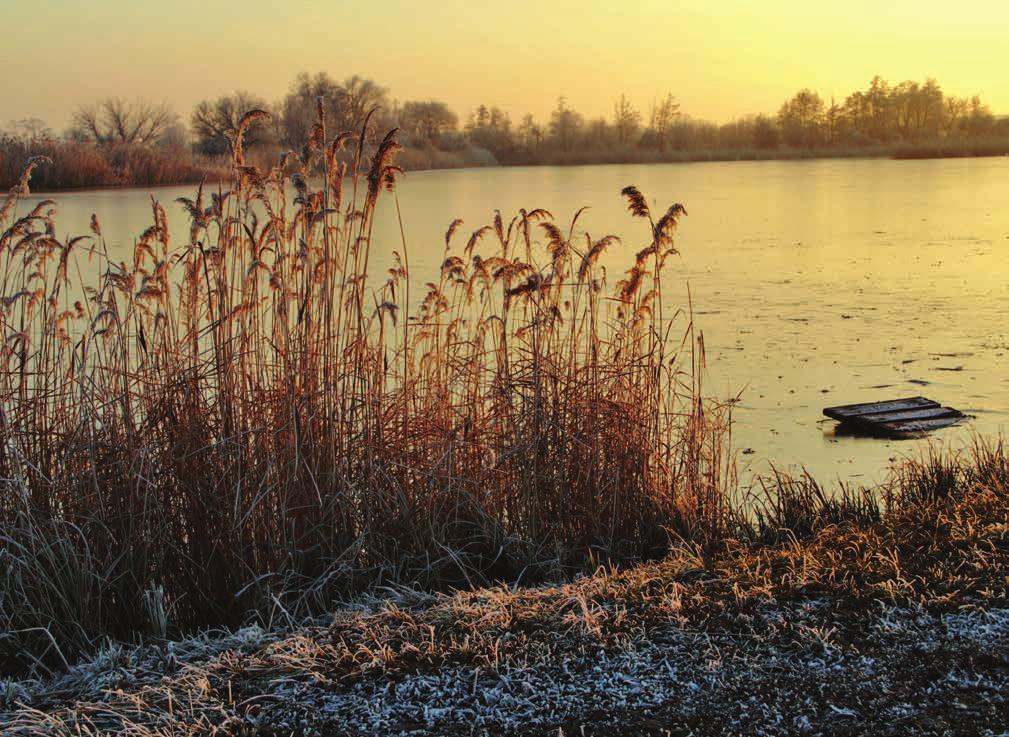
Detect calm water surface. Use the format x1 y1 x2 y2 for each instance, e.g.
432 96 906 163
25 157 1009 486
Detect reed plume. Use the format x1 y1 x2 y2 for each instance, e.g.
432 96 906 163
0 114 730 675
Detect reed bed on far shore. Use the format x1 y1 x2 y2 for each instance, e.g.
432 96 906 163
0 138 226 192
0 106 734 674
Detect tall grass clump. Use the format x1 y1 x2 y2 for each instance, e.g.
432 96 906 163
0 136 225 191
0 106 732 673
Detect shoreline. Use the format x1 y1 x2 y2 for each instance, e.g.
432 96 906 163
4 443 1008 735
20 146 1009 195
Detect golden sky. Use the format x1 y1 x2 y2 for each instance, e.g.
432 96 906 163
4 0 1008 131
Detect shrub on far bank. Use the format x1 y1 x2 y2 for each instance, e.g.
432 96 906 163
0 136 226 191
892 137 1009 159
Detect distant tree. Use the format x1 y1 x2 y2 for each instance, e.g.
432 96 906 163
467 105 514 161
282 72 389 146
648 93 681 151
840 77 897 143
914 78 945 140
718 117 762 149
399 100 458 142
890 79 944 142
465 105 510 133
864 76 894 141
752 114 780 149
689 119 720 149
891 81 917 140
663 119 698 150
341 75 389 130
823 97 843 145
962 95 996 137
943 96 970 137
777 89 825 147
517 113 544 150
842 90 871 142
612 94 641 145
584 117 613 148
157 121 189 152
5 117 53 142
283 72 340 145
72 98 176 145
548 97 584 151
470 105 490 129
192 91 274 155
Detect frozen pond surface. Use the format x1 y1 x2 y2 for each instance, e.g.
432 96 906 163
25 156 1009 485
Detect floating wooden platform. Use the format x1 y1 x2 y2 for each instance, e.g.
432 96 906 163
823 396 966 437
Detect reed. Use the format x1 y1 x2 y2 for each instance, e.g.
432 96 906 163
0 137 225 191
0 106 732 673
5 438 1009 733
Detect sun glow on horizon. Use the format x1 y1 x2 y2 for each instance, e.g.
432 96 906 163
4 0 1009 132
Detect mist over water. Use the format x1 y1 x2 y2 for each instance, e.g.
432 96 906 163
27 156 1009 485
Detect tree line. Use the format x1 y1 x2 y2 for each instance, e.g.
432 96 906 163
181 73 1009 163
4 72 1008 183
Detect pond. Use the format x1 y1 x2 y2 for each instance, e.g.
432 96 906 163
22 156 1009 486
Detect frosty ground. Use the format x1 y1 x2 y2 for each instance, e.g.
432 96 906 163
3 566 1008 734
4 447 1009 736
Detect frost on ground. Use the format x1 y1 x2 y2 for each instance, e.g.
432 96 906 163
4 482 1009 736
3 588 1009 735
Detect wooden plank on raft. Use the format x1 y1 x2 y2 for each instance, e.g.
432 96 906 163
823 396 966 437
823 396 938 422
878 415 966 434
861 406 962 424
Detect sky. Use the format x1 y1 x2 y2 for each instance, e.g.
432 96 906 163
3 0 1008 132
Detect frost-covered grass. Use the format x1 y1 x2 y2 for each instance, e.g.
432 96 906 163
4 441 1009 735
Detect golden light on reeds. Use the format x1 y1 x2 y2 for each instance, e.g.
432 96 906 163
0 105 732 671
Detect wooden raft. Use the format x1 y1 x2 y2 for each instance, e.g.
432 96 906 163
823 396 965 437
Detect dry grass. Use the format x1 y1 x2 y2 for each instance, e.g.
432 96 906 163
0 106 732 674
0 137 225 191
3 441 1009 735
891 137 1009 159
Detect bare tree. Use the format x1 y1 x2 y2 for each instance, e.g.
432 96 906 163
752 114 779 149
942 96 969 137
517 113 543 149
192 91 275 154
282 72 389 146
585 117 613 147
649 94 681 151
340 75 388 130
549 97 584 151
777 89 825 148
5 117 53 142
72 98 176 145
466 105 514 160
613 94 641 145
399 100 458 142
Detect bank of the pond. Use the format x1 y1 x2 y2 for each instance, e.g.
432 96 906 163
10 139 1009 193
3 441 1009 736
